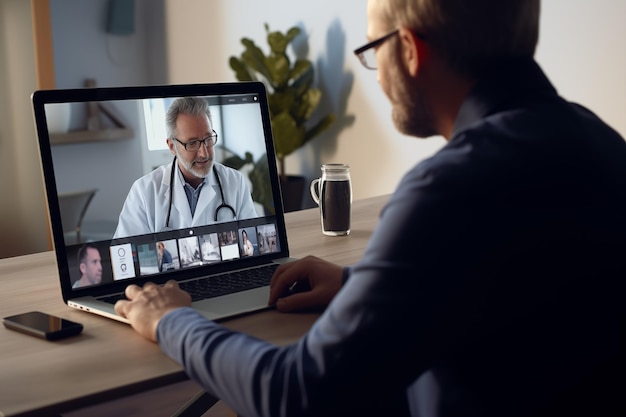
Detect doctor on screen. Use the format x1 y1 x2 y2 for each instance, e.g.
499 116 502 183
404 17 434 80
113 97 258 239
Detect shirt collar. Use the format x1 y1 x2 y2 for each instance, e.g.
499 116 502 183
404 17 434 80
175 163 210 190
452 59 558 138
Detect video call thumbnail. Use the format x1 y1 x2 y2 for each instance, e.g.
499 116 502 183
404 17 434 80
69 221 281 289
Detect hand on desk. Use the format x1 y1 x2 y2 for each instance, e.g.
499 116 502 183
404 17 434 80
114 281 192 342
269 256 343 313
114 256 342 341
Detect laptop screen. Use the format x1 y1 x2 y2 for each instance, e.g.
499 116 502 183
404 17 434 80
33 82 288 299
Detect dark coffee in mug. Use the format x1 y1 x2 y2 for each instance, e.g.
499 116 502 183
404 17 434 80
310 163 352 236
321 179 351 232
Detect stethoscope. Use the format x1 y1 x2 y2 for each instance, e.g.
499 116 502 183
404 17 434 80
164 156 236 229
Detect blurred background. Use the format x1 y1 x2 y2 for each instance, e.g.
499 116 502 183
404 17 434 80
1 0 624 258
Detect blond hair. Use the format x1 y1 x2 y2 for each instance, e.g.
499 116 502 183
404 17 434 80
380 0 540 78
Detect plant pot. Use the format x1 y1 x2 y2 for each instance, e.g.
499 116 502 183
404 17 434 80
280 175 305 212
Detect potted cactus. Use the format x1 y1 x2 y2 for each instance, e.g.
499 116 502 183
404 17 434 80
229 24 335 211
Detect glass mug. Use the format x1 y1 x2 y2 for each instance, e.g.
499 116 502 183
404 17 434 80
310 164 352 236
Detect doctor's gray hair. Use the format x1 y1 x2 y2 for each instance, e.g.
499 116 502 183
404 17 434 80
165 97 213 139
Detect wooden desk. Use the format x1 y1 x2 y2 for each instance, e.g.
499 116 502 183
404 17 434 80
0 195 388 417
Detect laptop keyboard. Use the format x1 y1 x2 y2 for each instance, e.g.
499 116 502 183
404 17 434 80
99 263 278 304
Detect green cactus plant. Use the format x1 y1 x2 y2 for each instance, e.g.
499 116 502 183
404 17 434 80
229 24 336 179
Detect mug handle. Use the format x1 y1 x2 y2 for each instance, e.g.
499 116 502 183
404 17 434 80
310 178 321 205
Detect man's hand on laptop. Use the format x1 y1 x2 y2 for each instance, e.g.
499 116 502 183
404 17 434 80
269 256 343 313
114 281 192 342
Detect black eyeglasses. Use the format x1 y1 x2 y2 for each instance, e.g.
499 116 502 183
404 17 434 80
353 29 399 70
172 130 218 151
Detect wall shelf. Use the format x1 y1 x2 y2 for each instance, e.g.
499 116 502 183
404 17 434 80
50 128 133 145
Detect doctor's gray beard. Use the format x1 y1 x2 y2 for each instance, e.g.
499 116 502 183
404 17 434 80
175 149 213 179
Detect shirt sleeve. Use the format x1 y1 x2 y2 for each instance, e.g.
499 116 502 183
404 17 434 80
342 265 352 285
156 159 473 417
157 308 304 417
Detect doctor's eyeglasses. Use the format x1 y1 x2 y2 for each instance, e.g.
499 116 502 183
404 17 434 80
172 130 218 151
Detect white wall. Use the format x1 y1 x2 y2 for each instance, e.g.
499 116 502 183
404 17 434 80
164 0 626 205
537 0 625 135
50 0 167 89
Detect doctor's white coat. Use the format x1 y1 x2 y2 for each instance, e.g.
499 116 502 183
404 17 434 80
113 161 258 238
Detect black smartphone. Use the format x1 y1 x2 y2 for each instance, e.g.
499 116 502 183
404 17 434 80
3 311 83 341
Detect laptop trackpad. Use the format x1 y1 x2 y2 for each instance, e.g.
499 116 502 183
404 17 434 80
192 286 270 319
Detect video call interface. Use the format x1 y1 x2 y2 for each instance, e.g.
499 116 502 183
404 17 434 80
101 220 281 287
45 93 282 290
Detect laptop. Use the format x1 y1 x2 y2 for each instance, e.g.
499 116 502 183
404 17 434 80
32 81 295 323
